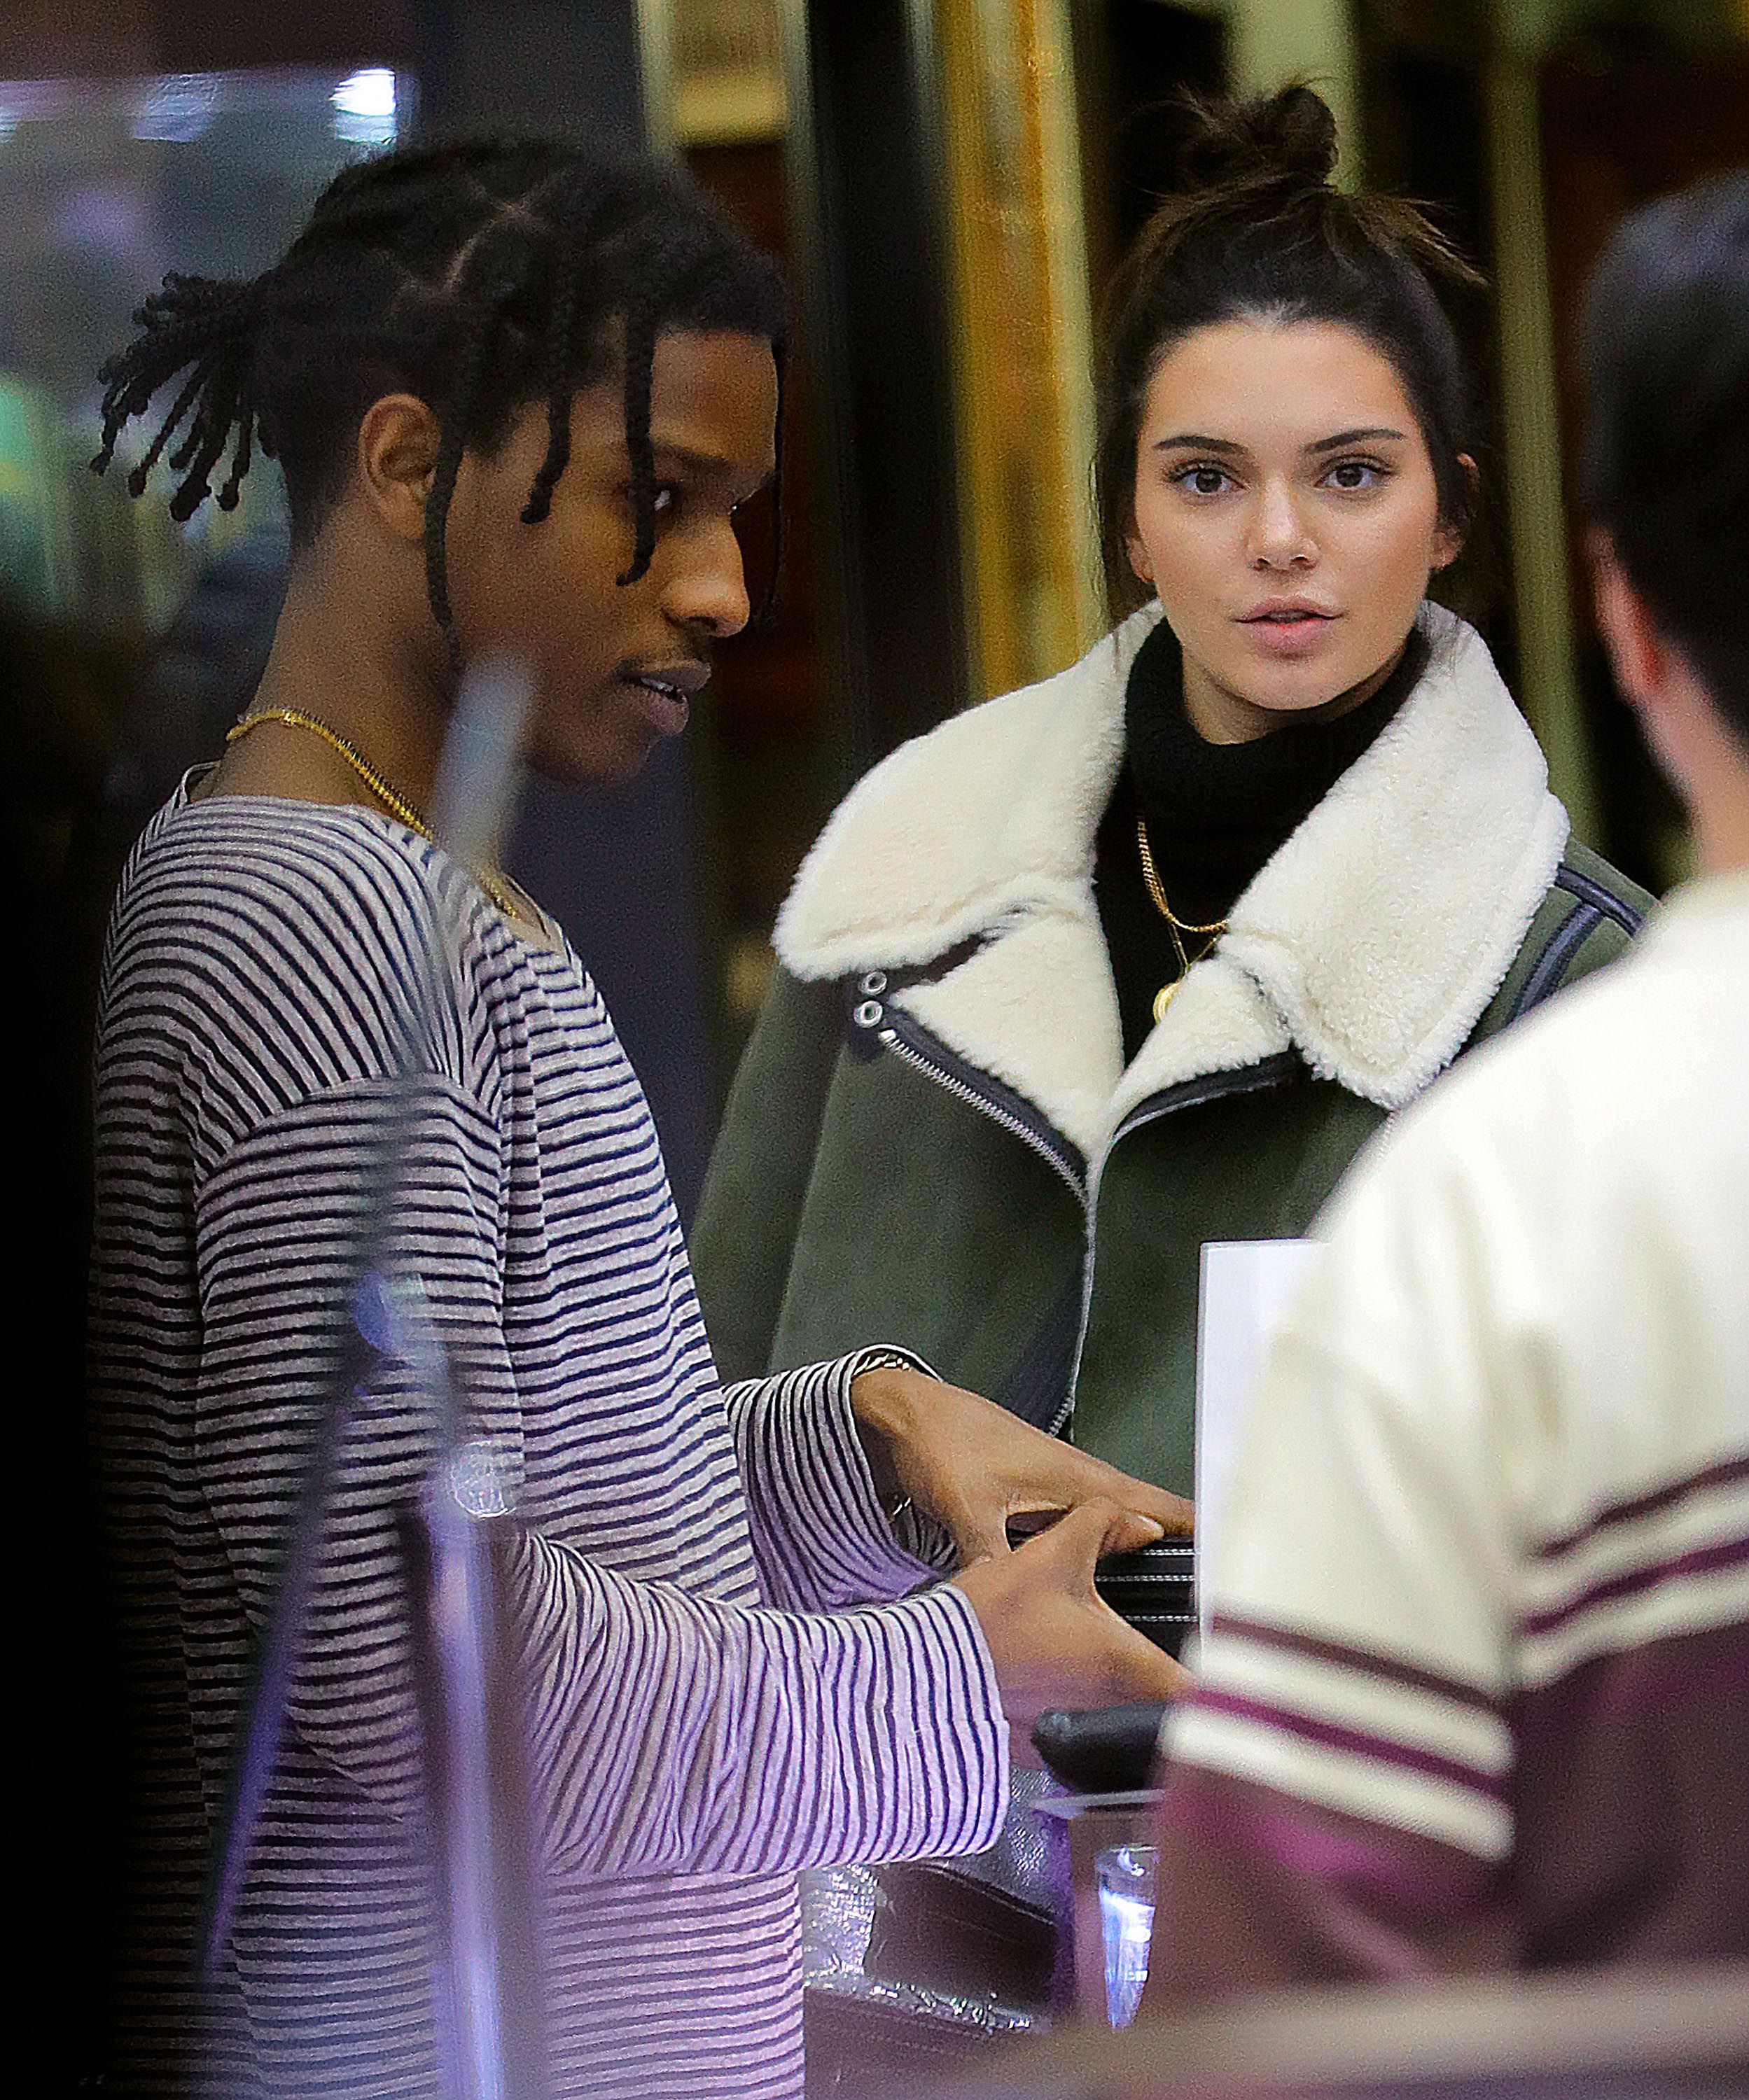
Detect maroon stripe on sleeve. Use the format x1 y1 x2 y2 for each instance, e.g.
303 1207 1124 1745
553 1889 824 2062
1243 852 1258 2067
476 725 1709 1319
1531 1448 1749 1564
1509 1618 1749 1968
1521 1530 1749 1638
1210 1611 1505 1716
1159 1763 1496 1910
1189 1686 1512 1803
1517 1615 1749 1741
1147 1766 1511 2008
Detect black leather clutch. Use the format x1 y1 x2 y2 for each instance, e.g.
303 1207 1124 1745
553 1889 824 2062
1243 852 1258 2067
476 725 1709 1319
1026 1532 1194 1795
1093 1535 1195 1657
1005 1521 1196 1659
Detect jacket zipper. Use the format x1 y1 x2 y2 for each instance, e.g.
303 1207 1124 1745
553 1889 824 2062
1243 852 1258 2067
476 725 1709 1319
858 974 1298 1440
1046 1056 1302 1436
867 1000 1087 1203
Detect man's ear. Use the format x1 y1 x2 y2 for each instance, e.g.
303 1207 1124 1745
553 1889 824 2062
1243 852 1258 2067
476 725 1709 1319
1589 528 1675 711
356 393 443 543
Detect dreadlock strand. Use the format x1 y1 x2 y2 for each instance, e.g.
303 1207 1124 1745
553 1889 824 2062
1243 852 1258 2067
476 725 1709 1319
519 178 625 525
424 285 514 671
169 392 219 473
423 414 471 672
127 358 216 497
520 247 584 524
616 299 660 588
92 363 165 473
169 449 221 522
90 391 134 475
757 338 788 626
169 362 250 522
92 276 260 484
218 407 255 512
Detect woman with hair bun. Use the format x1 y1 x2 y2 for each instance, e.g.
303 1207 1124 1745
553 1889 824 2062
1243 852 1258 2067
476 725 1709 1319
693 83 1650 2012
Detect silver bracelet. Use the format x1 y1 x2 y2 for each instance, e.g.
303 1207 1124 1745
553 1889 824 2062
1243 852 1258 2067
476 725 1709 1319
852 1350 917 1522
853 1348 917 1379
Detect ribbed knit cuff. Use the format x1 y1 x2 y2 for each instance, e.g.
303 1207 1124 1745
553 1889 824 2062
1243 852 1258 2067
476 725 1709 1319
725 1354 949 1612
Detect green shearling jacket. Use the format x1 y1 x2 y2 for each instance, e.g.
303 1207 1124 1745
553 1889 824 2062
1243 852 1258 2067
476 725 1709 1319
693 605 1650 1496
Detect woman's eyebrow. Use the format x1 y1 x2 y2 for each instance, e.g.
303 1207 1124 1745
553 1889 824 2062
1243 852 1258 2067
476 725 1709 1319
1306 426 1407 452
1152 432 1244 453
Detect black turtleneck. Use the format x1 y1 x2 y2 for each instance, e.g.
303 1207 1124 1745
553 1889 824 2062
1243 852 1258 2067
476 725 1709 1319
1094 618 1429 1061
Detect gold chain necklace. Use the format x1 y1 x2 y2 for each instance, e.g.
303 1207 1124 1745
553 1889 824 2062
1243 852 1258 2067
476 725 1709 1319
1136 815 1227 1024
225 708 534 928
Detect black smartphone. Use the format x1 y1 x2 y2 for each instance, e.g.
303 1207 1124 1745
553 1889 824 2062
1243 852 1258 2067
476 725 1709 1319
1030 1700 1171 1794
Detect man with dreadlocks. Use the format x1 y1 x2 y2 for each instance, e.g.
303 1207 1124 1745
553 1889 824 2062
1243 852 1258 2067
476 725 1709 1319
85 141 1185 2098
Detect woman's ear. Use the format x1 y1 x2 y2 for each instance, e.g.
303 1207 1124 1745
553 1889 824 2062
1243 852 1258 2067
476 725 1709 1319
1431 453 1480 572
356 393 443 543
1125 528 1155 587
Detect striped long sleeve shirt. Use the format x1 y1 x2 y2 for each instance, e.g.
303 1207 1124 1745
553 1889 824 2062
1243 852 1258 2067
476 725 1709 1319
1150 871 1749 1995
88 785 1006 2099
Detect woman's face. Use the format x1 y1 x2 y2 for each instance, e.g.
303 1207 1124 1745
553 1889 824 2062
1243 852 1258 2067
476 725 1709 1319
1127 318 1464 744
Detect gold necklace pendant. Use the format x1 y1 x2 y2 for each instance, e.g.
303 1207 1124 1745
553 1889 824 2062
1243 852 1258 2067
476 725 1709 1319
1150 928 1220 1026
1137 816 1227 1029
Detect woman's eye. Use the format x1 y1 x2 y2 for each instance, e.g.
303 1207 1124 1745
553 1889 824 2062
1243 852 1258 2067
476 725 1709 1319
1323 459 1388 491
1173 463 1234 497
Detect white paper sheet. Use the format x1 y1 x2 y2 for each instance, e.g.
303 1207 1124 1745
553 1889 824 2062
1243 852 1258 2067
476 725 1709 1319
1194 1239 1321 1639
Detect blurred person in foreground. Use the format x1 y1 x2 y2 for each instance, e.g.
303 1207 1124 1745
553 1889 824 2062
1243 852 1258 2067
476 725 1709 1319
1144 171 1749 2002
84 138 1186 2100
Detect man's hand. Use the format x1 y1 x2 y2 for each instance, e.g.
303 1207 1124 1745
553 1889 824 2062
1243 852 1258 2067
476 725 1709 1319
849 1362 1192 1566
952 1499 1191 1741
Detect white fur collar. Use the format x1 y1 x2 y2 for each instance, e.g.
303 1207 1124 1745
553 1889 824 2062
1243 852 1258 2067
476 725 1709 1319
775 602 1568 1159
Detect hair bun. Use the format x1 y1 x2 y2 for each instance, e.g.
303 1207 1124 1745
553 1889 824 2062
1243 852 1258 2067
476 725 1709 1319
1176 83 1339 195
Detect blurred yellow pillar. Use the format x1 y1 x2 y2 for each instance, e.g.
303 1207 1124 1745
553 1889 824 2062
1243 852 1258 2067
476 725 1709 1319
1484 4 1600 844
936 0 1104 698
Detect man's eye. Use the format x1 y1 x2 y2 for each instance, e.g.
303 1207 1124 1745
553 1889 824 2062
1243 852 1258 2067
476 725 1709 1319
650 485 678 515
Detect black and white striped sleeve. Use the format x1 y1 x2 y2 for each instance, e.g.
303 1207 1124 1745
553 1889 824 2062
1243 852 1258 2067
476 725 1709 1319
193 1074 524 1810
195 1081 1007 1872
499 1528 1007 1879
723 1354 955 1614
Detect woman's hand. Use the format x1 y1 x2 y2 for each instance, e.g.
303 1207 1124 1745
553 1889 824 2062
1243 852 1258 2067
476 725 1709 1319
849 1362 1192 1567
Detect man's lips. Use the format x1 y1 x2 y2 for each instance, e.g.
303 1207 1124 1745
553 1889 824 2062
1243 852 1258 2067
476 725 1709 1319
618 661 710 736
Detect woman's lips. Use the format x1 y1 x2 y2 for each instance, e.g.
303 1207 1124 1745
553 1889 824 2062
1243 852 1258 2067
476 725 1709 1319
1237 608 1339 658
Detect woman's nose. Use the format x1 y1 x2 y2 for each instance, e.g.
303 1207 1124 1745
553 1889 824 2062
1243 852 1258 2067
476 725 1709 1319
1249 481 1315 569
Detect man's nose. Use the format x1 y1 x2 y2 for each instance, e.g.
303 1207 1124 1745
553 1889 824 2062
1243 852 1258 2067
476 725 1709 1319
667 517 752 639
